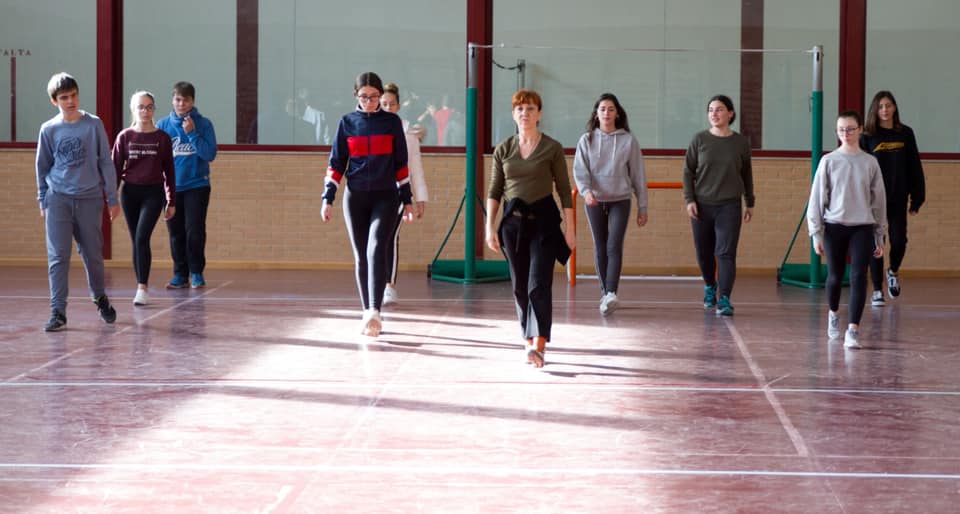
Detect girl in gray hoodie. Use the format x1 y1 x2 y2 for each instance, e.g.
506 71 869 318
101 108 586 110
573 93 648 315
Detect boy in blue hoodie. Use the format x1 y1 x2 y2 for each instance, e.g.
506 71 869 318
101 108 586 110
36 72 120 331
157 82 217 289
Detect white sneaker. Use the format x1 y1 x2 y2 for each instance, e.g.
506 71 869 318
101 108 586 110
844 328 861 349
599 292 619 316
827 311 840 339
383 285 398 306
871 290 885 306
361 309 382 337
133 289 149 306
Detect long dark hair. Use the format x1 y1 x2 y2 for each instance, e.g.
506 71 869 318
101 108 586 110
586 93 630 143
354 72 384 95
864 90 901 135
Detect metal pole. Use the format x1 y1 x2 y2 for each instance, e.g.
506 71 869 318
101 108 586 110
465 43 478 281
810 45 824 286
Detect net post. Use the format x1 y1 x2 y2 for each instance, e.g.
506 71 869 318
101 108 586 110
465 43 478 281
809 45 824 286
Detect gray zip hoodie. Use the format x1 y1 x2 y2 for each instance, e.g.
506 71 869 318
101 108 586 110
573 128 647 212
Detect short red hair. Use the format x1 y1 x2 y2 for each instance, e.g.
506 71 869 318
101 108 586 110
511 89 542 110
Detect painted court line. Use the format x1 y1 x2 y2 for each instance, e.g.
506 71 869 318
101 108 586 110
0 462 958 480
1 380 958 396
725 317 810 457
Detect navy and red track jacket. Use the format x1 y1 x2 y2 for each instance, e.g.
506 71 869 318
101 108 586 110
324 107 411 204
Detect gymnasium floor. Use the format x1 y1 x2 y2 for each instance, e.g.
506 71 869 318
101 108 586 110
1 265 958 513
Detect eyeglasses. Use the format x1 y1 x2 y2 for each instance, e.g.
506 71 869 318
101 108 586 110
136 104 155 111
357 94 381 103
837 127 859 134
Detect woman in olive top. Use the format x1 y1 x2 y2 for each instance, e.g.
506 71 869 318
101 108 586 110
485 89 575 369
682 94 755 316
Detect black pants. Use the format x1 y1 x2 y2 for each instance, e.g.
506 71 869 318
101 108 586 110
121 183 165 285
584 199 630 295
343 187 400 311
690 201 742 298
824 223 874 325
500 214 558 341
166 186 210 278
385 203 405 284
869 206 908 290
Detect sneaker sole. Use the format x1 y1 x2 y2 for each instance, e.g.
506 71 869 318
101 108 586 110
44 324 66 332
166 284 188 290
844 341 861 349
191 284 205 289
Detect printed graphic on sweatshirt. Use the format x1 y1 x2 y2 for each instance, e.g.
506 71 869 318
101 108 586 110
171 136 196 157
871 141 905 153
127 142 160 161
55 137 86 169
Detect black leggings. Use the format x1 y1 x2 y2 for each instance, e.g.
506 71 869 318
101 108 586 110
343 187 400 311
121 183 165 285
824 223 874 325
869 206 908 290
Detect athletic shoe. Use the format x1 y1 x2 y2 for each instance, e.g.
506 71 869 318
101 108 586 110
383 285 398 306
887 269 901 297
94 295 116 324
166 275 188 289
361 310 382 337
827 311 841 339
599 292 619 316
715 295 734 316
703 284 717 308
844 328 861 349
871 290 885 306
133 289 149 306
190 273 205 289
44 309 67 332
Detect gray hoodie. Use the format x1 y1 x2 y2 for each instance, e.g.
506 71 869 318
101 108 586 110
573 128 647 212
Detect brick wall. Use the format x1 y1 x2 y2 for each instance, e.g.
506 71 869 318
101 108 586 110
3 147 958 276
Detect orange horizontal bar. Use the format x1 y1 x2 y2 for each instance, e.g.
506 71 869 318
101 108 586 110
647 181 682 189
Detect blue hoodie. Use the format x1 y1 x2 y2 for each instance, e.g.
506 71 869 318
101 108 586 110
156 107 217 191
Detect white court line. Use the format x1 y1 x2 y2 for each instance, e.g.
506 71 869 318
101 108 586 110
0 462 957 480
131 280 235 327
2 380 959 396
2 282 233 384
2 349 85 384
725 318 810 458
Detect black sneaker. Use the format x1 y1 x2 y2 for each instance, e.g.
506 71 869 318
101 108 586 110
94 295 117 324
44 310 67 332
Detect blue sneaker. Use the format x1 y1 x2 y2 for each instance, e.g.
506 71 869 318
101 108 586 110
703 284 717 308
715 295 734 316
166 274 188 289
190 272 205 289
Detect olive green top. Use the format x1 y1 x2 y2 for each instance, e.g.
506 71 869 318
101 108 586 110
488 134 573 208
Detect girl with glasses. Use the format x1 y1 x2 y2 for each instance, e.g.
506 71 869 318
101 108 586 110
322 72 414 337
111 91 176 306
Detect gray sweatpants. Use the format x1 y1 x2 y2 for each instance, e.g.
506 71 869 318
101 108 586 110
44 190 107 312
